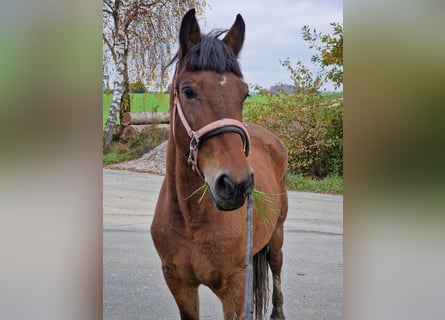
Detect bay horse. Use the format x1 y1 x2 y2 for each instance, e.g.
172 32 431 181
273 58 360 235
151 9 288 320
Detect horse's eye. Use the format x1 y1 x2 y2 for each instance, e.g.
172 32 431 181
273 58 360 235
182 87 196 99
243 93 250 102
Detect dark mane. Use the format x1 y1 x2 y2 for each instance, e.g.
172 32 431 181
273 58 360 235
181 30 243 78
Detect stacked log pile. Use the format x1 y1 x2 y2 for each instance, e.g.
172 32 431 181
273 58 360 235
119 112 170 142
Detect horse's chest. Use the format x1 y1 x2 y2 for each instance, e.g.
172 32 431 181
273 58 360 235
189 232 244 287
156 220 244 287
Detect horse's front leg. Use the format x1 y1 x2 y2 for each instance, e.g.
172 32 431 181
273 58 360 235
212 270 245 320
162 264 200 320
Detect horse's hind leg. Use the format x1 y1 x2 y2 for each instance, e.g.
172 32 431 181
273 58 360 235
162 265 200 320
267 224 286 320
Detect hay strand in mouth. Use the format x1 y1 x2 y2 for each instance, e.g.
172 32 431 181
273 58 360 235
185 182 209 203
186 185 281 228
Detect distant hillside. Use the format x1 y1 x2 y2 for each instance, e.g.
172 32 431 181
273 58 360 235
268 84 296 94
268 84 340 95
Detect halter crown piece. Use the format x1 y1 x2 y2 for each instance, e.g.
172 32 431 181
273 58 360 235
173 84 250 180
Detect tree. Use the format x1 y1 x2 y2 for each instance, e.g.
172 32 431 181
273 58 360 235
245 22 344 178
302 22 343 89
102 0 207 153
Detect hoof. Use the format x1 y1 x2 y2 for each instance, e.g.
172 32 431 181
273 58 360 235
270 308 286 320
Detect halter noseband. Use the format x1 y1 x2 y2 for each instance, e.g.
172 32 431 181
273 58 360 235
173 86 250 179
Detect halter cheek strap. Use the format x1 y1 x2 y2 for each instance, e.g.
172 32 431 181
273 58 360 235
173 90 250 179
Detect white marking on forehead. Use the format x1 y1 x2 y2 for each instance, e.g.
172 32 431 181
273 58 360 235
218 76 227 86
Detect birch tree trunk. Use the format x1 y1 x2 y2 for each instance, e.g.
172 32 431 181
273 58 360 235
119 59 131 128
103 5 126 154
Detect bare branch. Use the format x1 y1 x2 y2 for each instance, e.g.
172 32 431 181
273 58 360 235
103 36 117 63
103 0 207 87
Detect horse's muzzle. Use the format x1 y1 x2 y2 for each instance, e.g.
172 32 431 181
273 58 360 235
209 172 255 211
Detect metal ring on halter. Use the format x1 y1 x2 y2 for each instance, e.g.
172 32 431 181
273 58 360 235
187 134 199 166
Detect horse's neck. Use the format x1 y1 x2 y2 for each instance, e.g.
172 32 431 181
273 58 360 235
166 136 208 226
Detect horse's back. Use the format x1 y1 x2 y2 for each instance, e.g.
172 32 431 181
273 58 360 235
248 123 288 183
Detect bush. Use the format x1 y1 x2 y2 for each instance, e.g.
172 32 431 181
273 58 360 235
244 91 342 178
130 78 147 93
129 124 169 151
103 124 169 166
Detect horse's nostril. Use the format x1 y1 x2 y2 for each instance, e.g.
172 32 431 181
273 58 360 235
215 174 235 198
243 173 255 196
214 172 254 200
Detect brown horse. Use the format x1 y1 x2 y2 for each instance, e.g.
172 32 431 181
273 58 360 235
151 9 288 320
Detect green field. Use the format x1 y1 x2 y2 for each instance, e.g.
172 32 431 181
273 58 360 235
103 92 342 127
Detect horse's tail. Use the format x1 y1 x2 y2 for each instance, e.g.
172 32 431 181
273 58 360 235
253 245 269 318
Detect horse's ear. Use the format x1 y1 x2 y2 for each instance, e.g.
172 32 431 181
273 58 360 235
223 14 245 56
179 8 201 58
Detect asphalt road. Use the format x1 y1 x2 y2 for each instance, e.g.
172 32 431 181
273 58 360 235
103 169 343 320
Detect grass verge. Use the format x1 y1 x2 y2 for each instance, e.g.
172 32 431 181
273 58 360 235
286 172 343 194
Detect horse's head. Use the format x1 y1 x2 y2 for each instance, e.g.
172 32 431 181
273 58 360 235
172 9 254 211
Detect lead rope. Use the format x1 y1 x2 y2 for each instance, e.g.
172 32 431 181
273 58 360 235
243 193 254 319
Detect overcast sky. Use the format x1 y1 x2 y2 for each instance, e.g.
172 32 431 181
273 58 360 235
199 0 343 91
